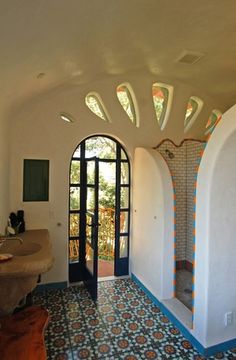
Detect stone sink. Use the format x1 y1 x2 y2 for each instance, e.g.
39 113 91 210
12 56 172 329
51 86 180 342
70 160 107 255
0 229 54 317
0 241 42 257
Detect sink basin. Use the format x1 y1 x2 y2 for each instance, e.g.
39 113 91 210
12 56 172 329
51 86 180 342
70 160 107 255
0 241 41 256
0 229 54 318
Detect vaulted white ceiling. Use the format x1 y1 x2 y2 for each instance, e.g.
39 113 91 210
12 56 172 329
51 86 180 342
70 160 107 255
1 0 236 137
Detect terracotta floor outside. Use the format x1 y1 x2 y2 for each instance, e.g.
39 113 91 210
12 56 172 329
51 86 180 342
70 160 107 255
98 259 114 278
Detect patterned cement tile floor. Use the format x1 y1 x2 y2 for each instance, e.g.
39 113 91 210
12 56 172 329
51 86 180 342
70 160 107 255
33 278 236 360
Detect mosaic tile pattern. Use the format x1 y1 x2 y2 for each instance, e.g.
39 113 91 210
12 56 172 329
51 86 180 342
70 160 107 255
157 140 205 264
157 140 187 262
33 279 236 359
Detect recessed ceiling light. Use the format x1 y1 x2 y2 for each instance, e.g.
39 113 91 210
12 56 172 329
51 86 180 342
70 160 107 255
72 69 83 77
60 112 75 123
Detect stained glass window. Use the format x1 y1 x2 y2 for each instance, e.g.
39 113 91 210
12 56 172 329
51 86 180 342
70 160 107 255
85 93 110 122
117 84 139 127
184 96 203 132
152 83 173 130
205 109 222 135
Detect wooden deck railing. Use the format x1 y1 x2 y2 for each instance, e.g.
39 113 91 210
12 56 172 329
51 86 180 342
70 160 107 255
69 239 79 262
69 208 121 262
98 208 115 260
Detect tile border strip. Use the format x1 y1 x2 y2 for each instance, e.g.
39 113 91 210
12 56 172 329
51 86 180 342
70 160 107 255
191 142 207 321
131 273 236 357
35 281 68 292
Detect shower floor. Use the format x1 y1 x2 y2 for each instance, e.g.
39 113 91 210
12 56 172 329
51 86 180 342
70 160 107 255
176 269 192 310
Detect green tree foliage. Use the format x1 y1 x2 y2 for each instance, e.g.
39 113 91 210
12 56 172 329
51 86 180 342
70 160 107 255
70 160 80 184
85 136 116 159
99 175 115 209
70 188 80 210
85 137 127 209
70 161 80 210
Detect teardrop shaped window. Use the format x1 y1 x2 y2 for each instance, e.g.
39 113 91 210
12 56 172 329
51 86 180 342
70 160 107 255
184 96 203 133
205 109 222 135
117 83 139 127
152 82 173 130
85 92 111 122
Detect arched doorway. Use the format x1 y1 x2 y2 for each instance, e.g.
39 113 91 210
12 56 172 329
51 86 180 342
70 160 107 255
68 135 130 299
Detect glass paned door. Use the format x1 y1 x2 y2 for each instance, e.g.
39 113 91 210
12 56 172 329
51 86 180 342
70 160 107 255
83 157 99 300
114 149 130 276
69 136 131 287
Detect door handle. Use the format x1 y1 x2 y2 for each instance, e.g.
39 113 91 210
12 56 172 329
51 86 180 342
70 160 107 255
86 223 94 227
86 223 101 227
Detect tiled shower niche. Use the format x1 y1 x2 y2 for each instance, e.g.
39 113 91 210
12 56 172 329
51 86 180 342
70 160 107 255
156 139 205 309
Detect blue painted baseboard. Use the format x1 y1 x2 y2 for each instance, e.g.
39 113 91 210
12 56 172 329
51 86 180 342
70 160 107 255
131 273 236 357
35 281 67 292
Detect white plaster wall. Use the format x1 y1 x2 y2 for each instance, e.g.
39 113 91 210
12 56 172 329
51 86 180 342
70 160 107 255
7 76 219 286
8 85 143 284
131 148 174 300
194 104 236 347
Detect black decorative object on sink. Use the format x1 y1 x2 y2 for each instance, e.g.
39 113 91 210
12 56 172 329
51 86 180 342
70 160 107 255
17 210 25 233
8 210 25 234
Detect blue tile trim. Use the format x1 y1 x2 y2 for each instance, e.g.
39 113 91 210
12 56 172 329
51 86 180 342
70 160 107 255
35 281 67 292
131 273 236 357
206 338 236 356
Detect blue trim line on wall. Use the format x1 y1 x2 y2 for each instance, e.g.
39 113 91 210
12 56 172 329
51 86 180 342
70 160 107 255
35 281 67 292
131 273 236 357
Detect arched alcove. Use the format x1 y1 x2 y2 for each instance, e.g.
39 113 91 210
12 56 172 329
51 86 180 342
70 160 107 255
131 148 174 300
194 104 236 348
69 135 131 297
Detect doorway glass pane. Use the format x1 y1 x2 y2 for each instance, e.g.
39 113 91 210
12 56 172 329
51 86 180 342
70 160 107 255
98 161 116 264
121 162 129 184
120 236 128 258
70 187 80 210
98 208 115 261
120 211 129 233
73 146 81 158
99 162 116 209
121 149 128 160
85 137 116 159
86 214 93 245
87 188 95 212
69 239 79 263
87 161 95 185
70 161 80 184
120 187 129 208
86 242 94 275
70 214 80 237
